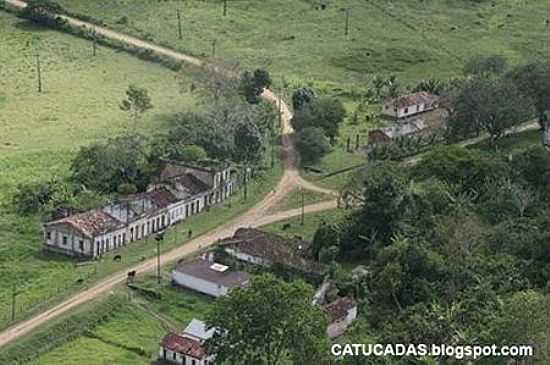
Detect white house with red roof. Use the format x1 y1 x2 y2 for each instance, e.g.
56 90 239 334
160 319 215 365
382 91 438 120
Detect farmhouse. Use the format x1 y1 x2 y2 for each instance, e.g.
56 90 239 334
323 296 358 338
171 258 250 297
382 91 438 120
44 161 238 258
160 318 215 365
217 228 325 275
368 119 429 147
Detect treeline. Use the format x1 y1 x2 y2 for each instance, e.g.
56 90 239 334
312 145 550 364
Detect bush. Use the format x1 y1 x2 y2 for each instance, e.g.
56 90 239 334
295 127 331 165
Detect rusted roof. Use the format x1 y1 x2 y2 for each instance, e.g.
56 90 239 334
172 173 211 195
389 91 437 108
46 210 121 238
323 297 356 322
146 188 179 208
174 259 250 288
160 333 206 359
219 228 325 273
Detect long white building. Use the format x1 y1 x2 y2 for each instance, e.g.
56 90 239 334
43 160 237 258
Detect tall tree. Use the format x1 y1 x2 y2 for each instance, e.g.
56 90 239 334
507 61 550 128
291 97 346 143
233 122 263 163
119 85 153 127
206 274 329 365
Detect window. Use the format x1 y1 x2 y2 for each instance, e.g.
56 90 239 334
46 231 51 240
79 240 84 251
172 352 177 360
62 236 68 245
190 359 197 365
404 107 409 114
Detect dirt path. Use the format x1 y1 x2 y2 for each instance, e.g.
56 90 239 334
0 0 338 348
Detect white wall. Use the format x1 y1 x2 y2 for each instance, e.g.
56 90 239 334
172 270 228 297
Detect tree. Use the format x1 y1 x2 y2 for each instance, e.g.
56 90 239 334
507 61 550 128
233 122 264 164
291 97 346 143
70 135 151 193
119 85 153 126
291 87 316 110
18 0 66 27
445 77 532 142
512 146 550 193
312 223 340 260
463 54 508 77
171 144 208 162
238 69 272 104
295 127 331 165
206 274 329 365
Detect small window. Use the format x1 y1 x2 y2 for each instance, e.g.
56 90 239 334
172 352 177 360
79 240 84 251
62 236 68 245
46 231 51 240
404 107 409 114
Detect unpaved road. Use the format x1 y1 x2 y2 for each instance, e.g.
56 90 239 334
0 0 339 348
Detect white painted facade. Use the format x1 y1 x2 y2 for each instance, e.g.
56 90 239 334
383 101 429 119
223 248 270 267
159 348 212 365
172 270 230 297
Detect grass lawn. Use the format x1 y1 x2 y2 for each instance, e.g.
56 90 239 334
0 11 283 331
263 208 350 241
55 0 550 88
469 128 542 154
16 275 212 365
270 187 332 213
302 149 366 191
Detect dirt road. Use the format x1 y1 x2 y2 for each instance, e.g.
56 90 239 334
0 0 338 348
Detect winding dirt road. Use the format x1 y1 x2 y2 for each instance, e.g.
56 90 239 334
0 0 338 348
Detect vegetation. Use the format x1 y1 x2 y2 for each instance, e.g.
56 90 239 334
316 145 550 363
206 274 329 365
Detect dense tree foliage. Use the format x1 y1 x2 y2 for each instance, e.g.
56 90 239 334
295 127 331 165
206 274 329 365
239 69 272 104
325 145 550 363
291 96 346 143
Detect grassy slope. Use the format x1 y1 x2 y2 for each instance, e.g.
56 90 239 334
56 0 550 86
24 275 212 365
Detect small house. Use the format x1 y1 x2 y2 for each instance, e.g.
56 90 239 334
172 258 250 297
160 318 215 365
217 228 325 276
382 91 438 120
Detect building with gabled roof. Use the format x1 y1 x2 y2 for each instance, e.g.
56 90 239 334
159 318 215 365
172 257 250 297
383 91 438 120
217 228 325 275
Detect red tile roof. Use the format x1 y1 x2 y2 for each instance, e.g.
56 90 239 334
391 91 437 108
46 210 121 238
323 297 356 322
160 333 207 359
146 188 178 208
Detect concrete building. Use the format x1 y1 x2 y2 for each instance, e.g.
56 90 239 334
382 91 438 120
172 258 250 297
368 119 428 148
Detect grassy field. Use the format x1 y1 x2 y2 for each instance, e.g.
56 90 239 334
9 274 213 365
55 0 550 87
0 10 283 331
263 208 350 241
469 128 542 154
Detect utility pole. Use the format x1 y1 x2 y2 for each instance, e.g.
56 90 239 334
36 53 42 93
211 39 217 57
344 7 351 37
11 284 17 321
223 0 227 16
356 134 360 150
176 8 183 40
300 188 306 226
155 232 165 285
243 167 248 201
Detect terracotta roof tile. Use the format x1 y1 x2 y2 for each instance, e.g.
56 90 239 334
161 333 206 359
47 210 121 238
323 297 356 322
